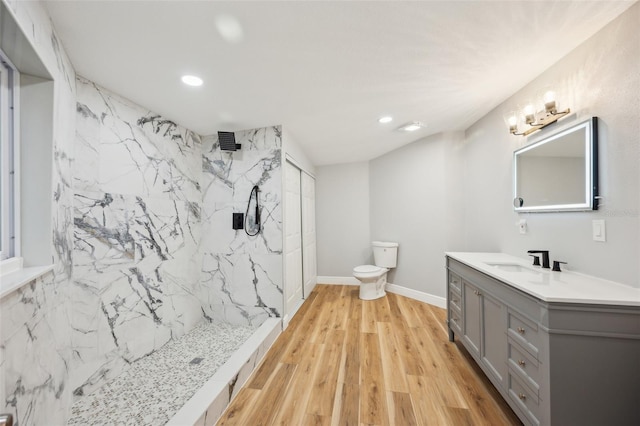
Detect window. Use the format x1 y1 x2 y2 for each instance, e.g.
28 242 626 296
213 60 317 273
0 51 18 261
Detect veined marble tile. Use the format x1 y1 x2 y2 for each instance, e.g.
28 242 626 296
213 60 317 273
200 253 282 311
200 303 273 328
202 148 282 205
2 1 76 425
1 277 71 426
74 191 135 268
75 77 202 202
200 202 282 255
199 125 283 329
71 190 203 397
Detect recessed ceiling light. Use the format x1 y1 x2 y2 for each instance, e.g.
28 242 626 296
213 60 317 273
181 75 203 87
398 121 425 132
215 15 244 44
378 116 393 124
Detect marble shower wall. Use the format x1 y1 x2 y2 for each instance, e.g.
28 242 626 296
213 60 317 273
1 3 284 424
71 77 203 397
0 1 77 425
200 128 283 326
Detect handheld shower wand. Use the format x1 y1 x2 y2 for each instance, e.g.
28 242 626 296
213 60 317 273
245 185 261 236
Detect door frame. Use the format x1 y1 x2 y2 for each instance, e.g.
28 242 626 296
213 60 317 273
282 156 316 328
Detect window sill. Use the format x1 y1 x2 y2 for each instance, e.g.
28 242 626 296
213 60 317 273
0 258 54 300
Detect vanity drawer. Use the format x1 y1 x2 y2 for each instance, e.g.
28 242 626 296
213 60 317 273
508 371 541 426
449 304 462 333
448 272 462 293
508 337 541 394
449 288 462 312
508 310 541 359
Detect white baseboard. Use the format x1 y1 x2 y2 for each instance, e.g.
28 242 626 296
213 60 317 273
316 276 446 309
386 283 447 309
316 276 359 285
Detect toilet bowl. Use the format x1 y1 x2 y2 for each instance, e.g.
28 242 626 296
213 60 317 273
353 265 389 300
353 241 399 300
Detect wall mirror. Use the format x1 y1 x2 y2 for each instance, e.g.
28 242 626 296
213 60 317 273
513 117 598 212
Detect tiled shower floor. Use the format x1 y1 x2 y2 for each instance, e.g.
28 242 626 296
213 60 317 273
67 321 255 426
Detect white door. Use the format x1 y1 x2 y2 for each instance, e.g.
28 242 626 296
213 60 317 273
284 161 303 318
301 172 317 297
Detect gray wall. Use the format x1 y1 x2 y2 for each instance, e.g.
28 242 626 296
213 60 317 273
316 162 371 276
370 132 465 297
315 3 639 294
463 3 639 287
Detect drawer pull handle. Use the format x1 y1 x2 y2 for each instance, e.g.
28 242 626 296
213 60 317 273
517 327 526 334
518 359 526 367
518 393 527 401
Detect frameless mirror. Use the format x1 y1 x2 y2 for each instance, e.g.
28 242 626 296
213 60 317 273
514 117 598 212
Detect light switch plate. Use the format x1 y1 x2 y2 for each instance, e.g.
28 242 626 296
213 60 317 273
592 219 606 242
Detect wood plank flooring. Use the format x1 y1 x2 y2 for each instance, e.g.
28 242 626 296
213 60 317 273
217 285 522 426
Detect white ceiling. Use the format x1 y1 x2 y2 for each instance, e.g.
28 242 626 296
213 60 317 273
44 0 634 165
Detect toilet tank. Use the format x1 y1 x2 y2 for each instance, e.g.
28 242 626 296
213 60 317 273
372 241 399 268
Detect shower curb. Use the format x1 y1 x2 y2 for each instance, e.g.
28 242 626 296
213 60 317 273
166 318 282 426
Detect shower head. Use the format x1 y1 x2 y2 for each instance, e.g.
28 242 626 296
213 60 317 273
218 131 242 151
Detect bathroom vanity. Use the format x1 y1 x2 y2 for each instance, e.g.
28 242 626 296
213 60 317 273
445 252 640 426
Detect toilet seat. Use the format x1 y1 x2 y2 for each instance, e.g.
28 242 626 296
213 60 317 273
353 264 387 279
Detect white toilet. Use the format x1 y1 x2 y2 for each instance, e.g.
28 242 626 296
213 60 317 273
353 241 399 300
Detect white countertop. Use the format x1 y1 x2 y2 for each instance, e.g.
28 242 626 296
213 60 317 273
445 252 640 307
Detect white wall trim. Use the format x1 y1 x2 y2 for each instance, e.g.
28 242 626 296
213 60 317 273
317 275 359 285
316 276 447 309
285 153 315 178
386 283 447 309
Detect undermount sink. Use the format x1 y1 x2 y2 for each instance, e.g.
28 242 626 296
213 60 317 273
485 262 540 273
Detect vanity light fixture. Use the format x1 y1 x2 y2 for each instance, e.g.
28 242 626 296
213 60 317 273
378 116 393 124
397 121 425 132
181 75 203 87
505 90 570 136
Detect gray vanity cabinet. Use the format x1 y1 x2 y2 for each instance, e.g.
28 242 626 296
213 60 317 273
446 256 640 426
462 280 481 356
447 272 463 335
481 291 508 386
460 279 508 387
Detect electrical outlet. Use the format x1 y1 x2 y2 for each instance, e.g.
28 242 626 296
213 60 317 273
517 219 528 234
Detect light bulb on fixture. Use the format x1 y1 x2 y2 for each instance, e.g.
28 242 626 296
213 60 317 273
507 115 518 133
506 89 570 137
522 104 536 125
543 90 557 113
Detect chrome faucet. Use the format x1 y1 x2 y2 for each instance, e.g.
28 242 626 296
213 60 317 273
527 250 550 268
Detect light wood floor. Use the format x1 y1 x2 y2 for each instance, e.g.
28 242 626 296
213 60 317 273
217 285 521 426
